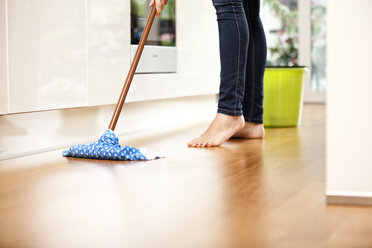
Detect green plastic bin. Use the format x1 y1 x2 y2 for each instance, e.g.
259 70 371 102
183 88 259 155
263 67 308 127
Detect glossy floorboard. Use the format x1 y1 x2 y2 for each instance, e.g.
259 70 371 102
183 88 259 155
0 105 371 248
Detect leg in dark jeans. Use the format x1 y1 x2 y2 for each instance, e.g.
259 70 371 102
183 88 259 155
242 0 267 124
188 0 266 147
214 0 266 122
214 0 249 116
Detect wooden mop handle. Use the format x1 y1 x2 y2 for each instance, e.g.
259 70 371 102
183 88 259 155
108 6 157 131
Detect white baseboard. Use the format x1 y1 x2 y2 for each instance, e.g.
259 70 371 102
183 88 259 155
326 191 372 206
0 95 218 161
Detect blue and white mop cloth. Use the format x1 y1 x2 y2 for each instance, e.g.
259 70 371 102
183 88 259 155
63 129 164 161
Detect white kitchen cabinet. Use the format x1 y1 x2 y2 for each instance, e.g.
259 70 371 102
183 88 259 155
87 0 131 106
7 0 88 113
87 0 220 105
1 0 220 114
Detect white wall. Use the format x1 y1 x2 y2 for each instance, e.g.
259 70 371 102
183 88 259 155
326 0 372 205
1 0 220 114
0 0 8 114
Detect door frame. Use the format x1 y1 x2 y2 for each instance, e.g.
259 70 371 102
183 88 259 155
298 0 326 103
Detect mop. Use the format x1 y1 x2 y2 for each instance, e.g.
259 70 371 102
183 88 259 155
63 6 163 161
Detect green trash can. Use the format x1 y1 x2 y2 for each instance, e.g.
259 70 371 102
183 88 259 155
263 66 308 127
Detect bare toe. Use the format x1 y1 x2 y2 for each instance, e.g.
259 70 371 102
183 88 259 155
188 137 200 147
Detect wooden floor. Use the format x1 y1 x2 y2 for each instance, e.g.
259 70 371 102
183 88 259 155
0 104 371 248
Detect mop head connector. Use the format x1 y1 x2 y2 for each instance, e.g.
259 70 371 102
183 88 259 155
63 129 163 161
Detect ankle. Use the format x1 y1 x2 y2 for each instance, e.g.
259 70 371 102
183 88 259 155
216 113 243 120
232 121 264 139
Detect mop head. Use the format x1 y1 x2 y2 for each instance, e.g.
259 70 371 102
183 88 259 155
63 129 164 161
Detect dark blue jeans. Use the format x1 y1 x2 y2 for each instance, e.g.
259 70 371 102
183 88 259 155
213 0 267 123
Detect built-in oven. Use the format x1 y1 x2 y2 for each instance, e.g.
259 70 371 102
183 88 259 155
131 0 176 73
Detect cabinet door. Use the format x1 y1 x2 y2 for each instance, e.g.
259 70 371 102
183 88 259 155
7 0 88 112
87 0 131 106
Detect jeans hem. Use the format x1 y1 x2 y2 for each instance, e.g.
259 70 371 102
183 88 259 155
243 116 263 124
218 108 243 116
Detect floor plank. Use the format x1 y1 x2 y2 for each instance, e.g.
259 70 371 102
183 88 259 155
0 104 371 248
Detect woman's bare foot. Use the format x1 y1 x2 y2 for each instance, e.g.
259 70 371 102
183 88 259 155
188 113 245 147
232 121 265 139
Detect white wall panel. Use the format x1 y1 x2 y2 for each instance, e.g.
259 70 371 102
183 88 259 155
7 0 88 112
0 0 8 114
326 0 372 204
